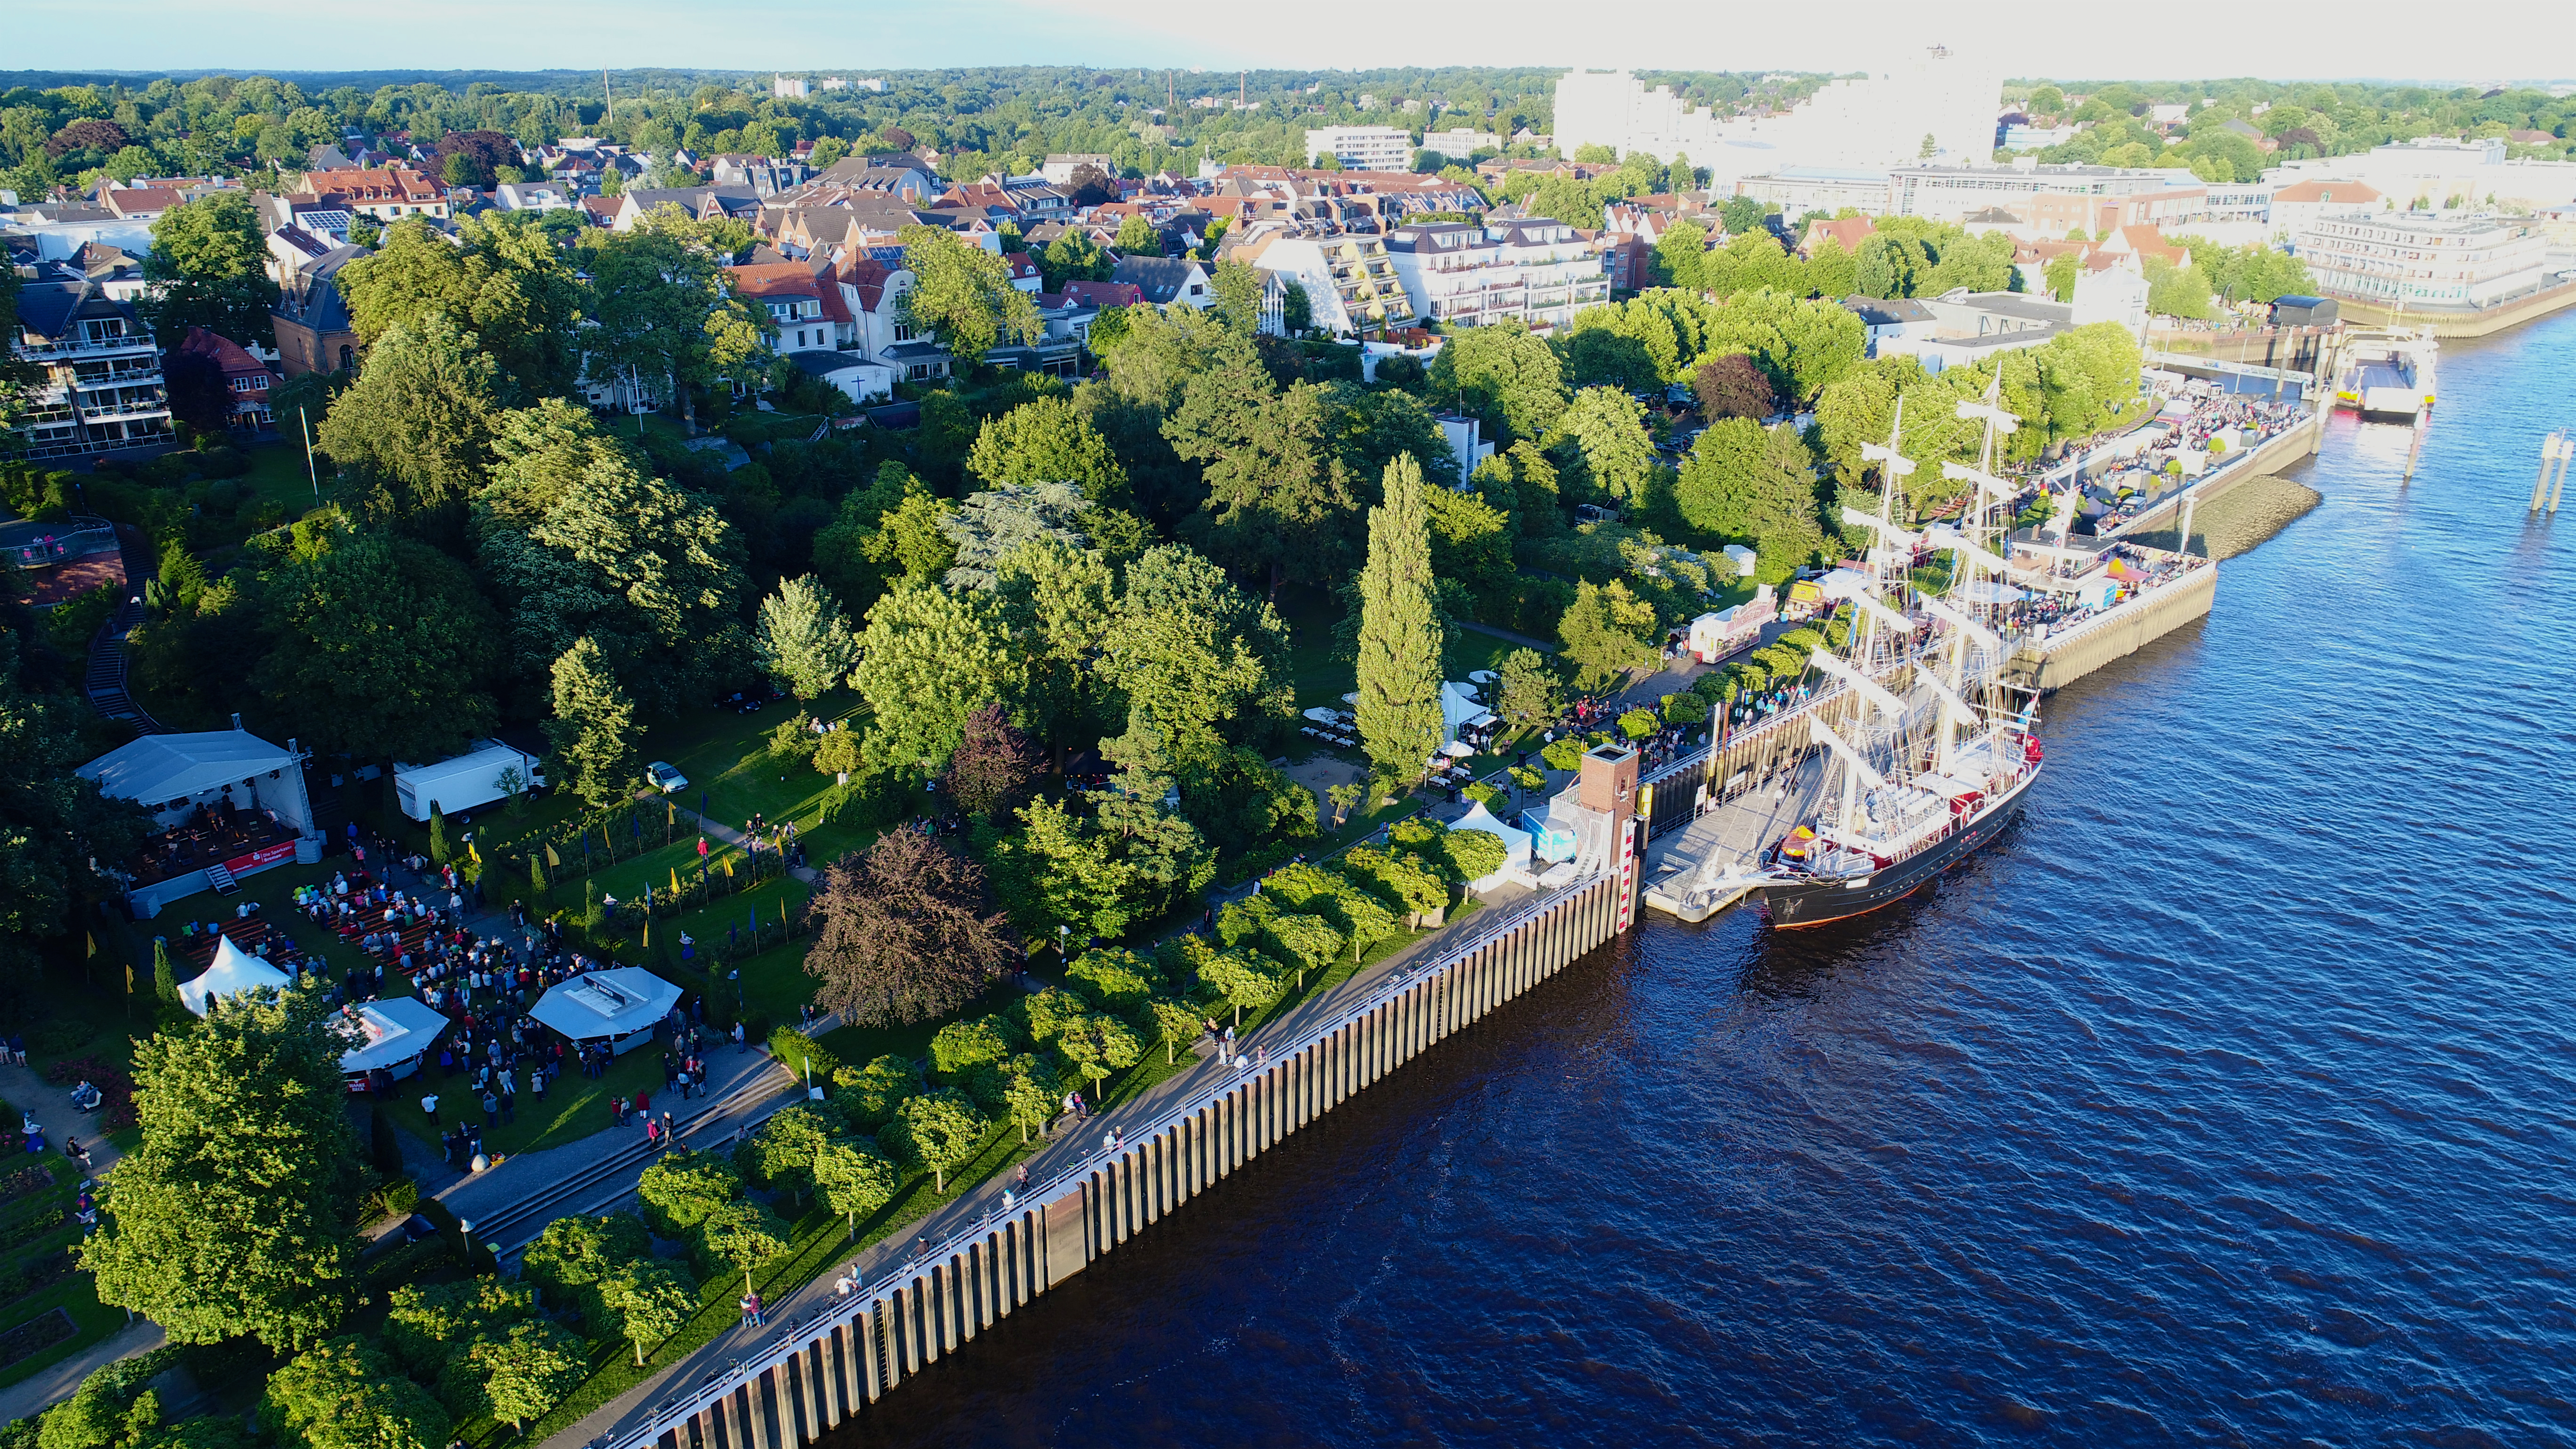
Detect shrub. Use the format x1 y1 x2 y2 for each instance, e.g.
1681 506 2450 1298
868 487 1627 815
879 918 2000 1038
1617 707 1660 741
766 1025 839 1083
1195 952 1284 1023
1462 781 1507 812
444 1320 585 1431
1540 737 1586 772
1214 894 1277 950
259 1337 450 1449
381 1278 537 1377
831 1055 918 1129
520 1213 650 1319
1262 862 1397 951
1064 948 1159 1019
1260 913 1344 975
634 1148 743 1238
766 712 817 759
813 729 859 777
928 1017 1018 1080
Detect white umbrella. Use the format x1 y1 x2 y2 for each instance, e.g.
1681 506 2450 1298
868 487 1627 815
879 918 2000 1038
1958 580 2026 603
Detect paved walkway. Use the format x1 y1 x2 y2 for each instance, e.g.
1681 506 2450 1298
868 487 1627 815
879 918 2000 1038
539 880 1548 1449
0 1062 121 1180
0 1319 162 1428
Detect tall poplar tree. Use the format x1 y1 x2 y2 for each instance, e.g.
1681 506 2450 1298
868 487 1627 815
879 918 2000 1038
1353 455 1445 787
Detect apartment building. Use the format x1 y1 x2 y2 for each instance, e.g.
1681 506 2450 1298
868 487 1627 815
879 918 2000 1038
2295 213 2548 309
1383 218 1610 333
291 167 450 222
10 277 169 459
1230 225 1417 336
1304 126 1415 172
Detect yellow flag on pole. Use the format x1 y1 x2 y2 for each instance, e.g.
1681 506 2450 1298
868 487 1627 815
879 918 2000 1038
546 842 560 868
670 866 681 896
86 933 97 958
124 964 133 994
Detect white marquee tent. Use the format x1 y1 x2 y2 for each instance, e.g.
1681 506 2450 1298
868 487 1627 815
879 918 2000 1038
530 968 682 1053
182 935 290 1016
1449 801 1534 891
338 997 451 1079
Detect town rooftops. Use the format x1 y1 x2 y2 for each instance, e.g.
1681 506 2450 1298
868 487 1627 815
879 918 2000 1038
173 326 274 378
2273 178 2383 204
101 187 185 219
1842 296 1937 327
1110 255 1203 303
1063 279 1145 308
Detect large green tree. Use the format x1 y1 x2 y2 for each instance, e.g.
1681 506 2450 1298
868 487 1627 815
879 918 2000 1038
313 313 505 515
479 439 748 712
254 532 500 763
1548 386 1661 508
1165 364 1355 595
1099 544 1291 769
583 210 769 429
851 582 1014 779
83 990 368 1350
1674 419 1826 582
991 537 1119 757
335 214 588 401
964 395 1130 505
139 193 274 347
895 224 1042 362
1425 320 1566 445
753 574 860 700
1353 455 1446 786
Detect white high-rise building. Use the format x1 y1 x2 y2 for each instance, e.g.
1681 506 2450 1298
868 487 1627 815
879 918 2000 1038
1554 48 2000 186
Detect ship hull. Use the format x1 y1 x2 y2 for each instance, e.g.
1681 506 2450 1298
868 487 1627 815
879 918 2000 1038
1755 774 2033 929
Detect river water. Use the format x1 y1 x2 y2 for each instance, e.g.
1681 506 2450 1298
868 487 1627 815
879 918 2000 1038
827 312 2576 1447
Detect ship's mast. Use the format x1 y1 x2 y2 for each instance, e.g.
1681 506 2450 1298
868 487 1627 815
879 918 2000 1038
1835 397 1914 834
1931 371 2020 776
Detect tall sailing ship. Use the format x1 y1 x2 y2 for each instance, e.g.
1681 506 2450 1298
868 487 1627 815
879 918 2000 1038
1754 380 2043 928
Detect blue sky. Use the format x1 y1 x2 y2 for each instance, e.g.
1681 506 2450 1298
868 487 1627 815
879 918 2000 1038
5 0 2564 82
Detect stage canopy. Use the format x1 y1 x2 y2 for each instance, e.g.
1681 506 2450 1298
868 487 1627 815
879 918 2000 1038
183 935 290 1016
338 996 450 1075
530 968 682 1042
78 729 297 806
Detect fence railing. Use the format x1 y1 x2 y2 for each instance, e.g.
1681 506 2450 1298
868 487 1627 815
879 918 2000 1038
606 869 1607 1449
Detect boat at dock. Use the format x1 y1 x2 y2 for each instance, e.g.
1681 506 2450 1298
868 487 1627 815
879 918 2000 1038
1752 382 2044 930
2334 328 2437 424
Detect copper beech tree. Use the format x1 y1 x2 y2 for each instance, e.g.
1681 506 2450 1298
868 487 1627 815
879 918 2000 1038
805 830 1014 1028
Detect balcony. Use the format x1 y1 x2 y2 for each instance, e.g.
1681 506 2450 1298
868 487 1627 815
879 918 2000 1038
17 332 155 361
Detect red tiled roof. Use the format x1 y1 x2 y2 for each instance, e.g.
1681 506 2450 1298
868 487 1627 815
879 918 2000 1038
174 325 274 379
1063 280 1144 308
838 256 896 312
1003 251 1039 282
104 188 183 217
2273 179 2381 203
303 167 443 203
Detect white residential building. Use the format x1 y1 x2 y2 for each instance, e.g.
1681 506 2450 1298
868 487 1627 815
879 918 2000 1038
1304 126 1415 172
2296 213 2549 309
1231 226 1417 336
772 76 809 99
1421 128 1501 157
1041 153 1117 186
2268 137 2576 213
1383 218 1610 334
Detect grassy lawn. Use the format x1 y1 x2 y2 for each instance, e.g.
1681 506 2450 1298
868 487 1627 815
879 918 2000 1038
238 440 332 522
378 1046 673 1161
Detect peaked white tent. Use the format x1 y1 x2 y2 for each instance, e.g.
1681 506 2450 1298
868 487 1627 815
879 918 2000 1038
530 968 682 1054
182 935 290 1017
1449 801 1534 890
338 997 450 1078
1440 682 1483 747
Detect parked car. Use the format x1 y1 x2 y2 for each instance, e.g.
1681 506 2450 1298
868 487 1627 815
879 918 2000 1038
644 761 689 793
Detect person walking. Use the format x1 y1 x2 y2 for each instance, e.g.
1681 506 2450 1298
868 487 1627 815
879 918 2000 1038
739 1289 763 1328
644 1117 661 1151
499 1087 515 1126
480 1090 498 1128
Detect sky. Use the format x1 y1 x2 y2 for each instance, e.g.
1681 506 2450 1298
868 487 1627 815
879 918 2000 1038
6 0 2571 84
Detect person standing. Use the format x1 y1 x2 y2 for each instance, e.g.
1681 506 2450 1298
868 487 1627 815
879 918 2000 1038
480 1090 498 1128
421 1089 439 1126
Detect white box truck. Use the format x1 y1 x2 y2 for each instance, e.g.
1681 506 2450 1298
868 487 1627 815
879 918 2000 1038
394 741 546 821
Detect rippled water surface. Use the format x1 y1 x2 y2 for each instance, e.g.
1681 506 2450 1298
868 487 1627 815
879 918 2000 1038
829 313 2576 1447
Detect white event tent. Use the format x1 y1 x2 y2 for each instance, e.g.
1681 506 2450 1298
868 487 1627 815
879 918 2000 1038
1449 801 1534 892
530 968 683 1055
182 935 290 1016
337 997 451 1080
